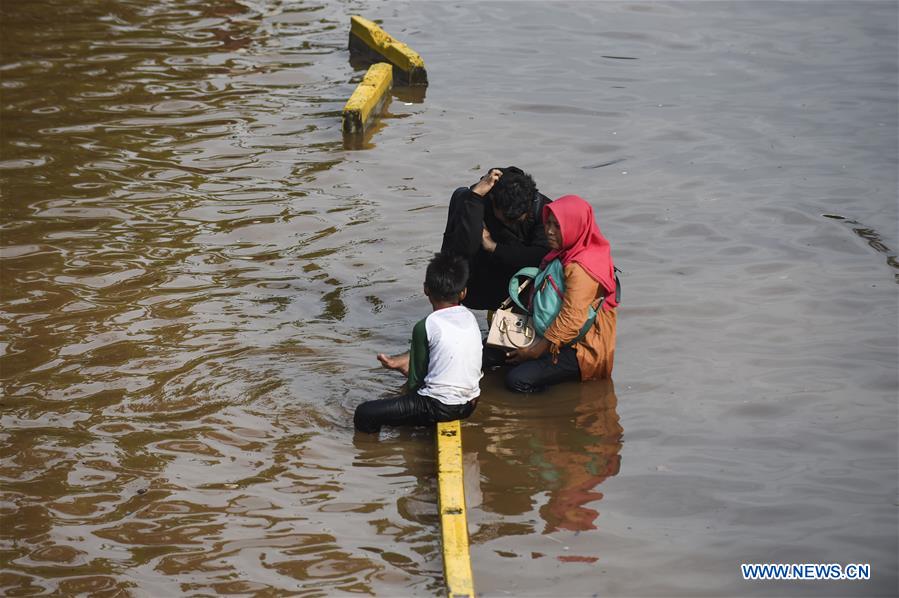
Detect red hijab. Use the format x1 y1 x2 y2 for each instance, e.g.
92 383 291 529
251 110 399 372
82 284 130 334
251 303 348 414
541 195 618 309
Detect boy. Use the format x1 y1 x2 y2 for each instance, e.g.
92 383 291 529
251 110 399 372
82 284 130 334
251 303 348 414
354 253 483 434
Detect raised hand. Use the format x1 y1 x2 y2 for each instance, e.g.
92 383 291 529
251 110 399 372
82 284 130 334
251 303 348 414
472 168 503 197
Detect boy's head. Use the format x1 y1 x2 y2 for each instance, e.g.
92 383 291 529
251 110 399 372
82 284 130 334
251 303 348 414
489 166 537 224
424 252 469 304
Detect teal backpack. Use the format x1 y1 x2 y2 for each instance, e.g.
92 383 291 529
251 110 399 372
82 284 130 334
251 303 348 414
508 259 621 343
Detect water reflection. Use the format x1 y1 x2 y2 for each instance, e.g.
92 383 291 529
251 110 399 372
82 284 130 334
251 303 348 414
469 378 622 548
537 382 622 534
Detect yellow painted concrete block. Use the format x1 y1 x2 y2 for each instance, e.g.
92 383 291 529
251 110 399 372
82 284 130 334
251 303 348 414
349 15 427 86
437 420 475 598
342 62 392 134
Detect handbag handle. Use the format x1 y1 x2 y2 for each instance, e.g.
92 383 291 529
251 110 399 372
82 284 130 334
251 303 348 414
498 314 535 349
499 278 531 311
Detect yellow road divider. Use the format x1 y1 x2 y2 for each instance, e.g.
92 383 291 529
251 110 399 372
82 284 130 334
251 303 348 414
436 420 474 598
342 62 392 134
349 15 428 86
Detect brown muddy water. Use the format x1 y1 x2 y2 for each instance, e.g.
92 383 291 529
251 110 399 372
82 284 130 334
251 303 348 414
1 1 897 596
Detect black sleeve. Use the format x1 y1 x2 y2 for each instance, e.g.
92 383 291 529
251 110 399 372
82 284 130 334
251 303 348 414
440 186 485 259
490 236 549 270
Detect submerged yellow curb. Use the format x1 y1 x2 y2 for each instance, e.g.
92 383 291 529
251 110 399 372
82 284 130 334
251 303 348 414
342 62 392 134
436 420 474 598
349 15 428 86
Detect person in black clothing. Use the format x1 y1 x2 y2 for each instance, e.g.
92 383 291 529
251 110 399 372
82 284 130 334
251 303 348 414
440 166 552 311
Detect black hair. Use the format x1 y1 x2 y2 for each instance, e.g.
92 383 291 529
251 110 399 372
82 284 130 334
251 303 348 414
489 166 537 221
425 252 469 302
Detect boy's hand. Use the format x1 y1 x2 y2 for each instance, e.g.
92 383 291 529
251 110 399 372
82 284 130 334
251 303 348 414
471 168 502 197
377 352 410 376
505 337 550 364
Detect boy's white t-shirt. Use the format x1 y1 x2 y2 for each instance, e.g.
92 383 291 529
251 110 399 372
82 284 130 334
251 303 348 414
418 305 483 405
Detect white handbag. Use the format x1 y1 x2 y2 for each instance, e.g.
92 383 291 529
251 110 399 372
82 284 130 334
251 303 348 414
485 279 536 350
486 308 536 350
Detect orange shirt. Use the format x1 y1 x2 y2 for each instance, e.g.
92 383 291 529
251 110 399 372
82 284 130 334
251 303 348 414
542 262 617 380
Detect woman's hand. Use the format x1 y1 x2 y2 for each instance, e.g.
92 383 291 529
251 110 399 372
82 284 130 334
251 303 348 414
481 226 497 252
472 168 502 197
505 337 550 364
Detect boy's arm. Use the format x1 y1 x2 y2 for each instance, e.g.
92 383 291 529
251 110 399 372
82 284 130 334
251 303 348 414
406 317 430 391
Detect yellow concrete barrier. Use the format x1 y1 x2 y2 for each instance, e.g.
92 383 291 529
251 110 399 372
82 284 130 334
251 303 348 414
342 62 392 134
436 420 474 598
349 15 428 86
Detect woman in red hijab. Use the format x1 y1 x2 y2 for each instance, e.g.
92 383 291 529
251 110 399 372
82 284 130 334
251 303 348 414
505 195 619 392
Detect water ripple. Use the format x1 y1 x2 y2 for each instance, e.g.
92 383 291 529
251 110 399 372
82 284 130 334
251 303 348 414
2 0 897 596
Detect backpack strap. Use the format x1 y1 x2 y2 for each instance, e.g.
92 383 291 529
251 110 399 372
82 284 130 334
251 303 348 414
614 266 622 304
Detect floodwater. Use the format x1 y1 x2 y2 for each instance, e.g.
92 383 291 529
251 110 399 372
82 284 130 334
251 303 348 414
1 0 897 596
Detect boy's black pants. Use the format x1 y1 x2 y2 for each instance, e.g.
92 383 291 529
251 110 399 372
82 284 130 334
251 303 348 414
354 391 477 433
